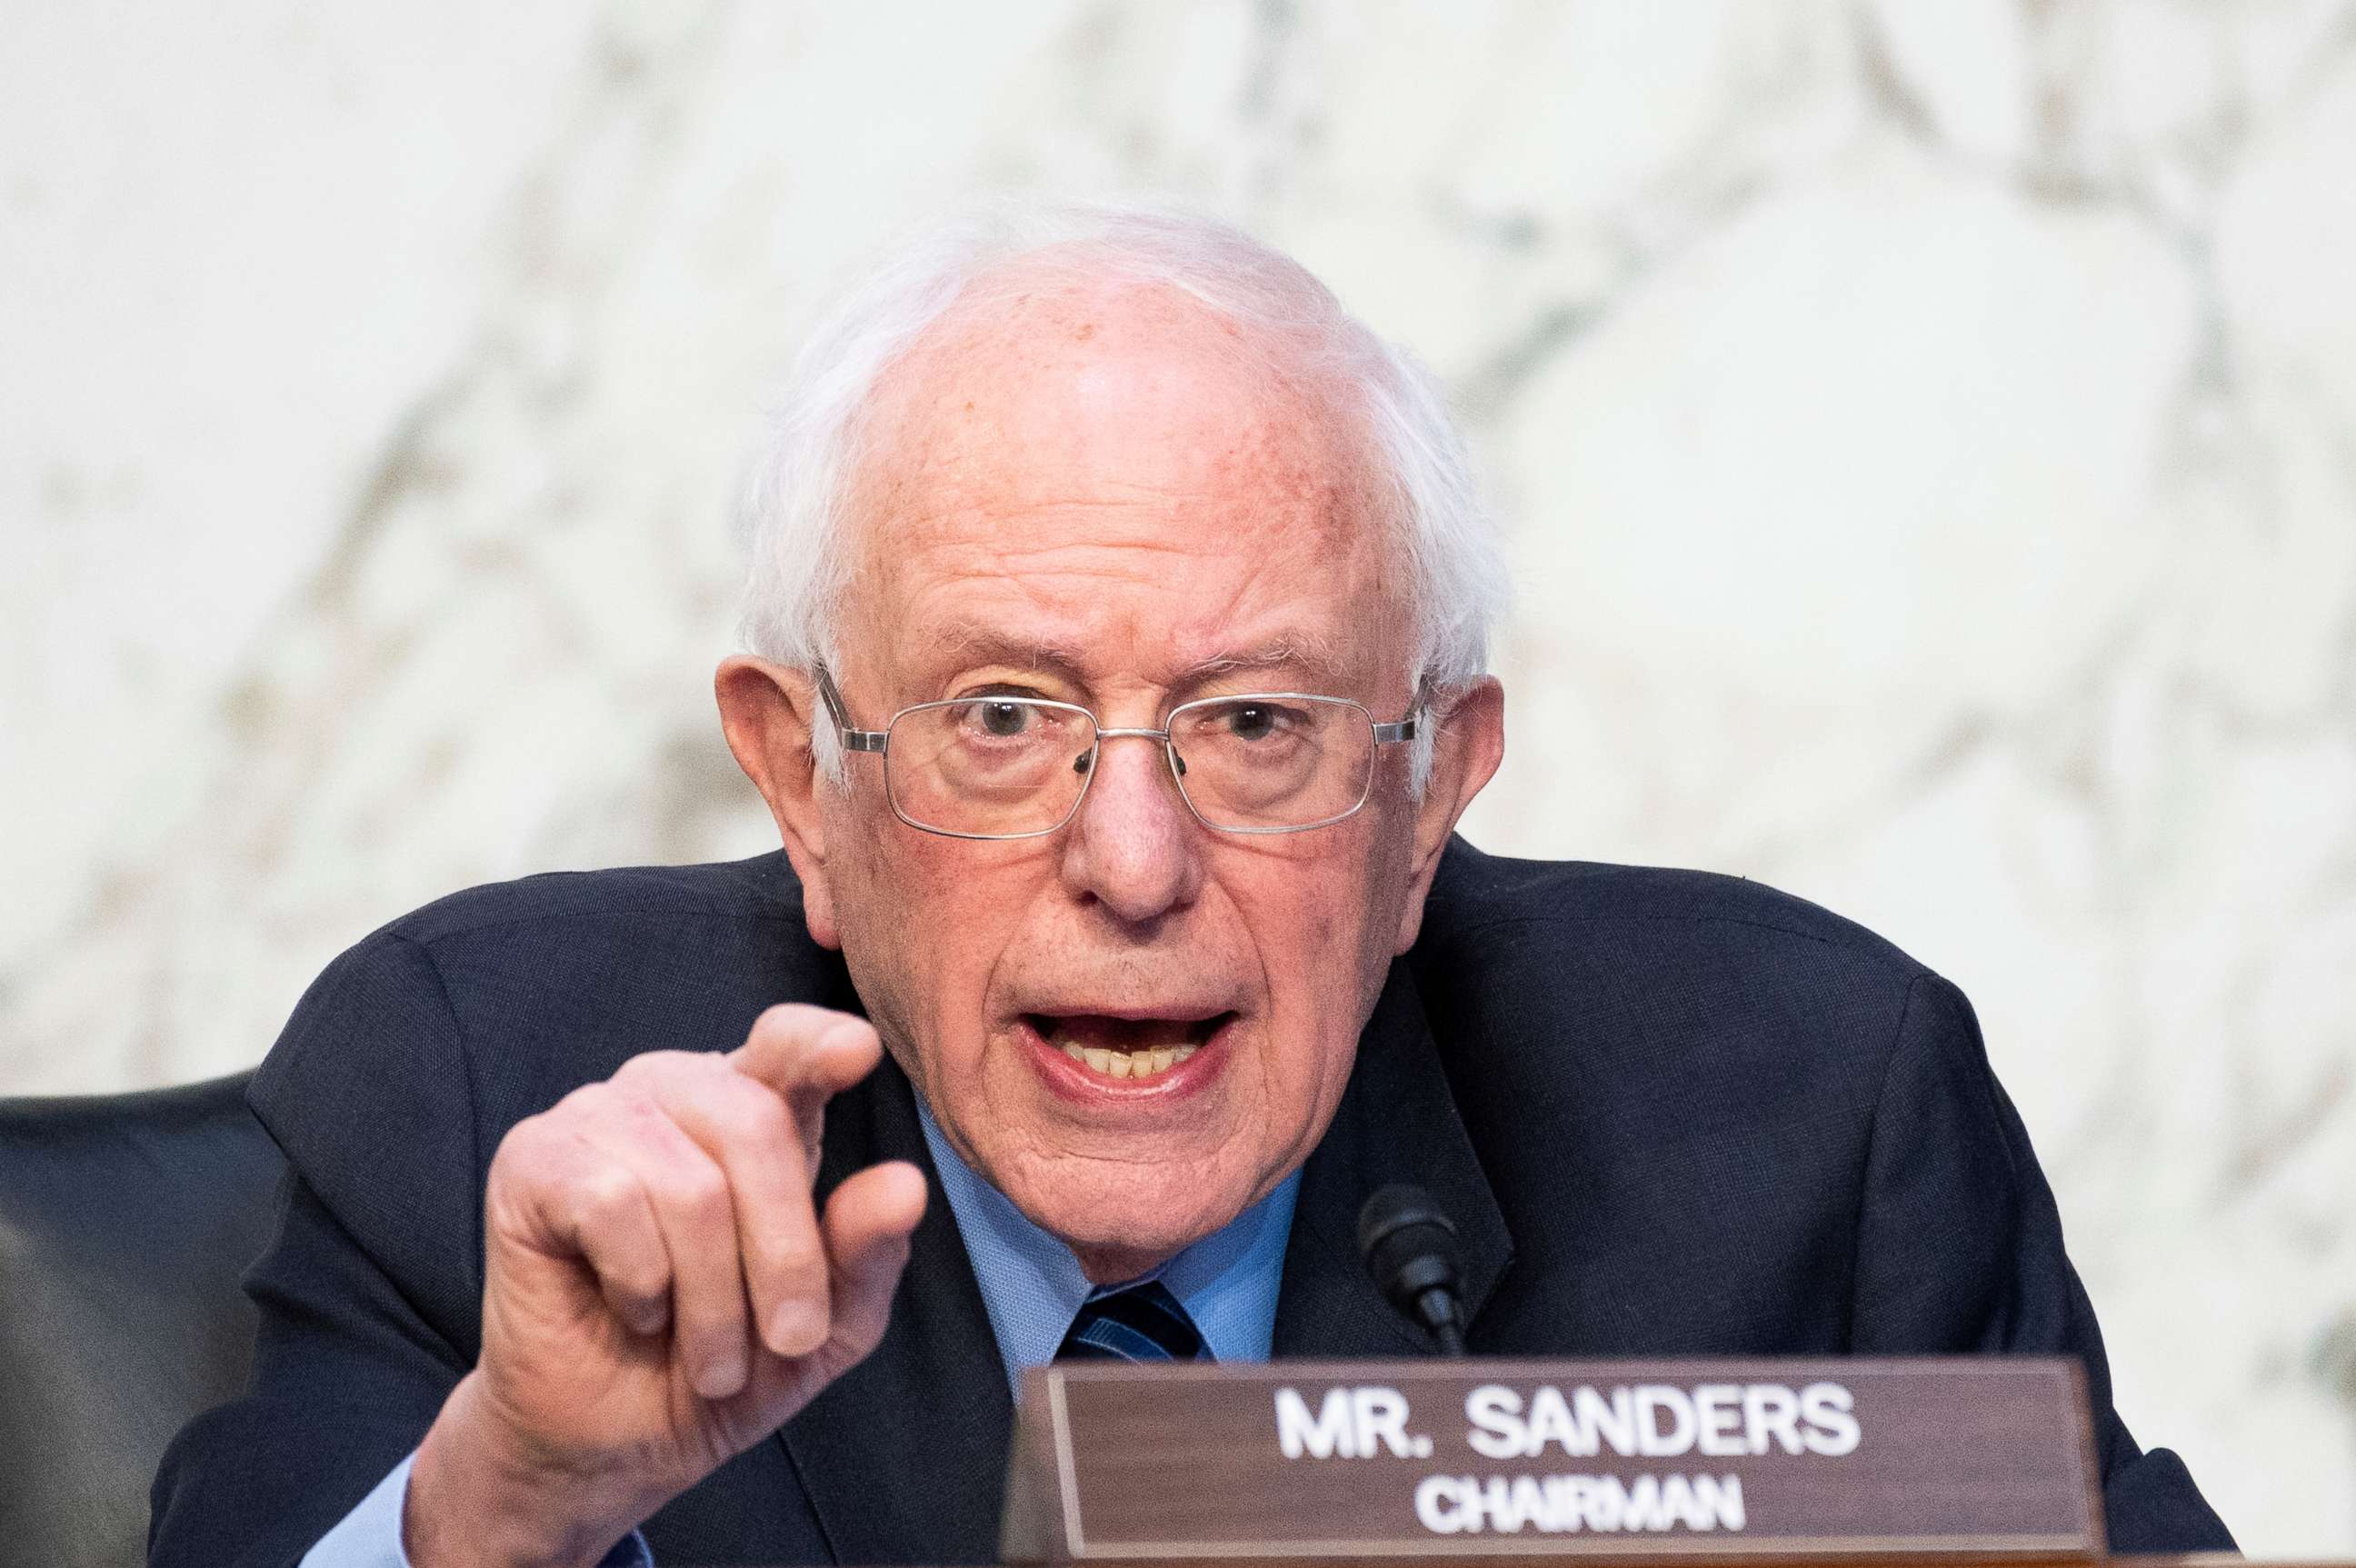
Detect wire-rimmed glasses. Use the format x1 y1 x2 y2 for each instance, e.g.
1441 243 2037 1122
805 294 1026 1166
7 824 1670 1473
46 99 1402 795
815 669 1423 840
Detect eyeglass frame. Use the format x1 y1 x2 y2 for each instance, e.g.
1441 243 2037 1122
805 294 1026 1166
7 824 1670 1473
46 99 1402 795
813 666 1425 841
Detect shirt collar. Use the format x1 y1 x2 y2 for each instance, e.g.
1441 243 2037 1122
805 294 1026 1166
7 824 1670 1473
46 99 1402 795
913 1095 1299 1393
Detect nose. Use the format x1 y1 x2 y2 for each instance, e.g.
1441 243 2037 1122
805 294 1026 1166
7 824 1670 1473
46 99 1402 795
1057 730 1203 925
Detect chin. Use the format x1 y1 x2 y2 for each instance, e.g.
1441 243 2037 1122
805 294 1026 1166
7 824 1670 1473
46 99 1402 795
1003 1154 1252 1276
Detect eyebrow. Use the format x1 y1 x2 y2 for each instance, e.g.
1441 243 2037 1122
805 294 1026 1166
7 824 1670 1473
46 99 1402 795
1172 637 1353 687
920 622 1090 684
912 620 1357 693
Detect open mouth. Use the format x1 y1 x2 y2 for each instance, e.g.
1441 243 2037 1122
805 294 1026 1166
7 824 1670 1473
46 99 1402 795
1023 1012 1233 1081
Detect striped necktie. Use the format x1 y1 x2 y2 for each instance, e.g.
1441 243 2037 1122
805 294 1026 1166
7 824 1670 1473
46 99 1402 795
1055 1279 1212 1363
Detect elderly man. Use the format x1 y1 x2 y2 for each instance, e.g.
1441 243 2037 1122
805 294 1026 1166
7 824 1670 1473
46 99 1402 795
150 205 2231 1566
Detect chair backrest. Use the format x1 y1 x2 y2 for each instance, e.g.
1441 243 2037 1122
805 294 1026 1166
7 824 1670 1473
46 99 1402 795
0 1072 285 1568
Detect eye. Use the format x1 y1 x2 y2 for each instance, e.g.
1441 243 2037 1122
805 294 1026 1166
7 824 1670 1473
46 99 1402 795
1223 702 1286 741
974 700 1034 738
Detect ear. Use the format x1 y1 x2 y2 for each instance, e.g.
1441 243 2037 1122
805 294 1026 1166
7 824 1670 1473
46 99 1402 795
1391 675 1506 955
714 655 842 951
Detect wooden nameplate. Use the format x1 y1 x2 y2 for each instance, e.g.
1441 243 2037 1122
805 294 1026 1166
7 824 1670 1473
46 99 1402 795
1001 1358 2104 1561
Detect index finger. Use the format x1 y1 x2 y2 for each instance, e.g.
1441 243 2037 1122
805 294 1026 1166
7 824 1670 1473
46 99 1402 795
726 1004 883 1114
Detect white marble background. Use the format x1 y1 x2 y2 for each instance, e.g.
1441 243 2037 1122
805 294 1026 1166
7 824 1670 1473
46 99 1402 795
4 0 2351 1550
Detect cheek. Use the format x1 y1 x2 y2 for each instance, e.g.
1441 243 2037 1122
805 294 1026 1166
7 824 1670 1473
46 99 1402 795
827 816 1026 1079
1303 824 1413 992
1250 850 1393 1077
1353 793 1426 957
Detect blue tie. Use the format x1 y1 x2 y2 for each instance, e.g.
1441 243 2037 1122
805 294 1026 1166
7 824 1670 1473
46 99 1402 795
1056 1279 1211 1363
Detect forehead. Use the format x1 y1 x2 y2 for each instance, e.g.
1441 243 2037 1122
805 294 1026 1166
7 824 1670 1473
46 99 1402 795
838 274 1405 692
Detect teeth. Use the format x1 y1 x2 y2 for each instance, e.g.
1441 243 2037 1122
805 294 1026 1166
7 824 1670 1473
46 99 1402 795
1053 1037 1204 1079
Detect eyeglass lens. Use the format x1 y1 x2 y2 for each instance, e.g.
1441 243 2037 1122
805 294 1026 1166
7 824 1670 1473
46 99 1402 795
882 695 1377 837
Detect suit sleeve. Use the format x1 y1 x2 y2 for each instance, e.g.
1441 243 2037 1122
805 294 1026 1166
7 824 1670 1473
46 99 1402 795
150 933 489 1568
1848 971 2235 1553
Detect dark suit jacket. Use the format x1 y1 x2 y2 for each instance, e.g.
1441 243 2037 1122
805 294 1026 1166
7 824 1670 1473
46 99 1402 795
150 840 2233 1563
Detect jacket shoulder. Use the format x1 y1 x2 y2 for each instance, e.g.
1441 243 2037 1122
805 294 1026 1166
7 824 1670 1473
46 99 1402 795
254 852 834 1181
1407 842 1962 1367
1410 838 1942 1128
381 852 806 946
1422 837 1927 983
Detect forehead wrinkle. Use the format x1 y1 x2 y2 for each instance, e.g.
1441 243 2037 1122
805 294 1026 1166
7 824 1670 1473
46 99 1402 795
903 601 1357 695
838 270 1406 692
880 438 1332 572
854 278 1353 517
942 524 1229 565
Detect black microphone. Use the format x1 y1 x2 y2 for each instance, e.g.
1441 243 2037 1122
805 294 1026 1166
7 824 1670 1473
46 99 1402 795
1356 1183 1469 1356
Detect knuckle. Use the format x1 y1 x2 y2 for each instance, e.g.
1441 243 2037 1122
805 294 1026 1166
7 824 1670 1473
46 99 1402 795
717 1082 793 1146
613 1049 692 1088
614 1094 678 1145
660 1162 730 1223
768 1242 828 1293
488 1118 544 1178
613 1255 670 1299
491 1113 576 1186
573 1162 644 1226
551 1081 622 1125
761 1210 824 1264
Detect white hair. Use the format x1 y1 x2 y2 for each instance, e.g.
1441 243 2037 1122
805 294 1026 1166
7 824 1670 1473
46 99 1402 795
734 197 1508 793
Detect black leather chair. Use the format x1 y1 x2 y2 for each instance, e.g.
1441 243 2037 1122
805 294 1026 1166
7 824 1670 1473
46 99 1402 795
0 1072 285 1568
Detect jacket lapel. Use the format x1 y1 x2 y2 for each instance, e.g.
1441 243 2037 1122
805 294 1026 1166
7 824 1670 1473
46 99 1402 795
1273 962 1513 1358
776 1051 1013 1565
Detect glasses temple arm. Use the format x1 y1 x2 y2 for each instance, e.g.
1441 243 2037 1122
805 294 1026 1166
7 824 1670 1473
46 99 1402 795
814 667 890 753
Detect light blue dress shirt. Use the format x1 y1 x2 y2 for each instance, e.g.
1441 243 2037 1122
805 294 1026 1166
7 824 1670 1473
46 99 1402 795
913 1097 1302 1383
303 1096 1300 1567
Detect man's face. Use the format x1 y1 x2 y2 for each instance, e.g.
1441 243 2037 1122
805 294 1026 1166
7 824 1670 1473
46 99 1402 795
734 280 1494 1281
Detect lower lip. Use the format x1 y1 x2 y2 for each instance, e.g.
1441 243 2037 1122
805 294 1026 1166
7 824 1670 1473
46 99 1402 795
1018 1015 1234 1105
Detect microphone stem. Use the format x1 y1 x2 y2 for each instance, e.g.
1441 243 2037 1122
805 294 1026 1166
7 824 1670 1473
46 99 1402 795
1415 1286 1468 1357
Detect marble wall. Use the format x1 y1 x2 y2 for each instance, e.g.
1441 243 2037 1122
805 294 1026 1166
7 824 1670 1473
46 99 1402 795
4 0 2351 1550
